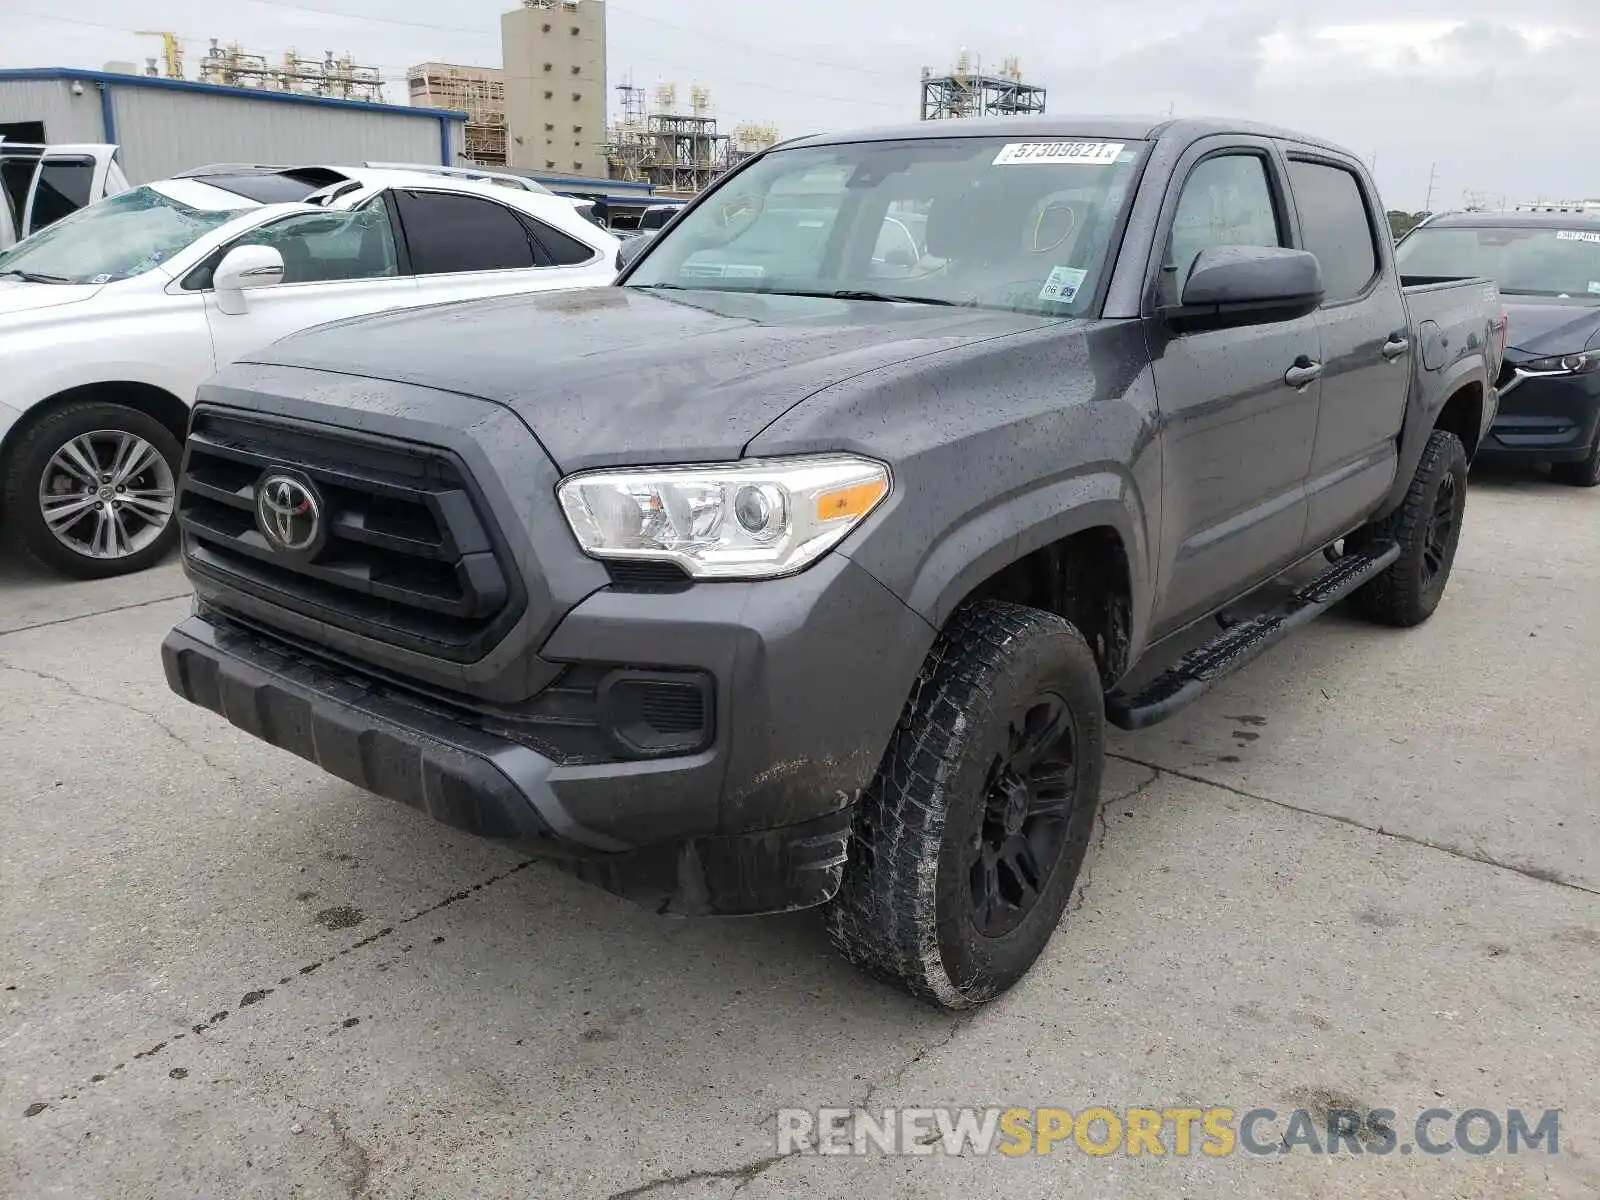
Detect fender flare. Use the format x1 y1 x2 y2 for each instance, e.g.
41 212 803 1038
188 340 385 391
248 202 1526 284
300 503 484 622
899 466 1154 653
1380 357 1490 518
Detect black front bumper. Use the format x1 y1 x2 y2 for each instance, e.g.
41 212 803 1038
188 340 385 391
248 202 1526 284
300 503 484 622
1480 369 1600 462
162 549 936 916
162 615 855 915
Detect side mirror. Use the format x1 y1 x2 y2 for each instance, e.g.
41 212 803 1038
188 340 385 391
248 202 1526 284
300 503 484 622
1167 245 1323 328
616 230 658 273
212 244 285 315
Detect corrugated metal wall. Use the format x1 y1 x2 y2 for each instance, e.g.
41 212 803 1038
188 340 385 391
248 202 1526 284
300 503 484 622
0 79 105 143
111 88 450 183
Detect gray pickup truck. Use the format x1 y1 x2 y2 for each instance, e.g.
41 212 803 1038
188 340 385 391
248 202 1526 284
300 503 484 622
161 117 1504 1009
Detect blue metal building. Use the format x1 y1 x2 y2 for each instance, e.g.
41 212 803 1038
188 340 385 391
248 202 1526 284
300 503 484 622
0 68 467 185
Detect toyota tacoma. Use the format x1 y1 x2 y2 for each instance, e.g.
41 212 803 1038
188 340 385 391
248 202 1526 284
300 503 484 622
161 117 1505 1008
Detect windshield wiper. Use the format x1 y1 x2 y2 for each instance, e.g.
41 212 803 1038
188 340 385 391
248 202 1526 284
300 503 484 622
0 269 71 283
790 289 967 306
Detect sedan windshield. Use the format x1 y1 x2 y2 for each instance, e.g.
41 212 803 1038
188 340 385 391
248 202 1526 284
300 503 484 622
1396 225 1600 300
0 182 252 285
625 135 1149 316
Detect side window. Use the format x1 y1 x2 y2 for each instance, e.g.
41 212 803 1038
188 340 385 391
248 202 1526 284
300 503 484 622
522 215 597 266
1287 160 1379 303
1168 154 1283 287
190 201 398 288
393 190 537 274
29 160 96 232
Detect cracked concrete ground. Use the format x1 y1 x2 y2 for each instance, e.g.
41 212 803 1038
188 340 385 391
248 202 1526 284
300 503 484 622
2 466 1596 1199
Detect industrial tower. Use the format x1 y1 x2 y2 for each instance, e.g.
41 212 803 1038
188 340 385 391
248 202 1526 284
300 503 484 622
920 51 1046 120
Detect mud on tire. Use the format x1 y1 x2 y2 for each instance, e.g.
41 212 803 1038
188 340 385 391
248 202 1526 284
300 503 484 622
1349 429 1468 628
824 600 1105 1009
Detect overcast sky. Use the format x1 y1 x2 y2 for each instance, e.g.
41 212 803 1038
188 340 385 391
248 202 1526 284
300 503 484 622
6 0 1595 209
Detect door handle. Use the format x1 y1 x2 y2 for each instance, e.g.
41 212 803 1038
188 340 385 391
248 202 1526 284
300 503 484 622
1283 358 1323 389
1382 334 1411 361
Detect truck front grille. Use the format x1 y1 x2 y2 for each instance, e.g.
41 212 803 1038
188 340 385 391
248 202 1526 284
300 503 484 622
177 410 523 662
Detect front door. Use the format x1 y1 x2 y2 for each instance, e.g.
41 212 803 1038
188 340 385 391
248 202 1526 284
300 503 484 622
198 201 418 371
1147 144 1323 635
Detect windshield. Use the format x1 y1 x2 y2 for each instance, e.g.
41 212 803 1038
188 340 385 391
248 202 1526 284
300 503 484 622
0 182 251 284
1396 225 1600 300
625 135 1149 316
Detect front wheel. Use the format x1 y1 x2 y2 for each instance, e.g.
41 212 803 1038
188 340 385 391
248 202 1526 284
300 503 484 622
824 600 1105 1009
1549 434 1600 488
2 401 182 579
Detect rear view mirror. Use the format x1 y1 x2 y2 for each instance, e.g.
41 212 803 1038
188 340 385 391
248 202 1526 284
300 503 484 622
212 244 285 315
1168 245 1323 328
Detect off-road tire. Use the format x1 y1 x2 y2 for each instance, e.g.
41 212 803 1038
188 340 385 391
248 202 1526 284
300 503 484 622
2 401 183 579
824 600 1104 1009
1549 435 1600 488
1349 429 1468 627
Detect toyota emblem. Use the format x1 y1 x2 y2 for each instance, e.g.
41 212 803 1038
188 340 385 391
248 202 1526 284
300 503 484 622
256 472 323 554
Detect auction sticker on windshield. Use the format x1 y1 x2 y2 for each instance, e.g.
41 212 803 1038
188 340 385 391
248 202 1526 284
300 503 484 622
1556 230 1600 244
994 142 1125 166
1039 266 1088 303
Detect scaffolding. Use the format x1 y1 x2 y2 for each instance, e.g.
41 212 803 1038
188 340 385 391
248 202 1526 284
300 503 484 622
920 50 1046 120
198 39 385 102
409 63 506 166
605 80 760 192
604 80 651 182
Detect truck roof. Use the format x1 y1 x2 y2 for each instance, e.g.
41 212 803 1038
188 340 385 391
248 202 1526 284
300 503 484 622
783 115 1353 156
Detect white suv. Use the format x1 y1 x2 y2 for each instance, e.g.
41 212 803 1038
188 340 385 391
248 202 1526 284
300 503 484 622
0 162 620 577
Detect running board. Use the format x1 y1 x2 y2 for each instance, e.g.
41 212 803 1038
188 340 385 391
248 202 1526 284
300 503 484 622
1106 540 1401 731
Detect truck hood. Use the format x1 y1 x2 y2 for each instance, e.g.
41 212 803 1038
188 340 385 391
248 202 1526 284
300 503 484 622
1503 298 1600 357
250 286 1059 472
0 280 103 316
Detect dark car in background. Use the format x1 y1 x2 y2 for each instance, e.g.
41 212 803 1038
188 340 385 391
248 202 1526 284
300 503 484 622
1397 210 1600 486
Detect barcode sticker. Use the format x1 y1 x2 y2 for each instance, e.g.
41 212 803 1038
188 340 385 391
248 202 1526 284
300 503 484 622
1038 266 1088 303
993 141 1125 167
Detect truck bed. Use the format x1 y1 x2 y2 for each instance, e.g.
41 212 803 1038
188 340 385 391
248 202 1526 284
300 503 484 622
1400 275 1502 373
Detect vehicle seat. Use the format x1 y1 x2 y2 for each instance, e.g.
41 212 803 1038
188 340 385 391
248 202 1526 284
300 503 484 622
274 237 313 285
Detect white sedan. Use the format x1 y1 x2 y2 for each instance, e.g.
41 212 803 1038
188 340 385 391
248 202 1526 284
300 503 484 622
0 163 621 578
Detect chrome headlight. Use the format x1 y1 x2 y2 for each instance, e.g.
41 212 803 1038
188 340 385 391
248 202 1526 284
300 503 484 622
1519 350 1599 375
557 454 891 580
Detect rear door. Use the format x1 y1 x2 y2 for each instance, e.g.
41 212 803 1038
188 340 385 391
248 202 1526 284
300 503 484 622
1284 151 1412 547
22 153 98 235
194 198 419 371
1146 138 1324 634
389 188 608 302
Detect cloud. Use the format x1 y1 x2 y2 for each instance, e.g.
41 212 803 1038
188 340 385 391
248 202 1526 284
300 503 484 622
2 0 1595 206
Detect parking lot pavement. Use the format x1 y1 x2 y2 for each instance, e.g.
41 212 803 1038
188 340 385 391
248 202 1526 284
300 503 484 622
2 470 1596 1200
